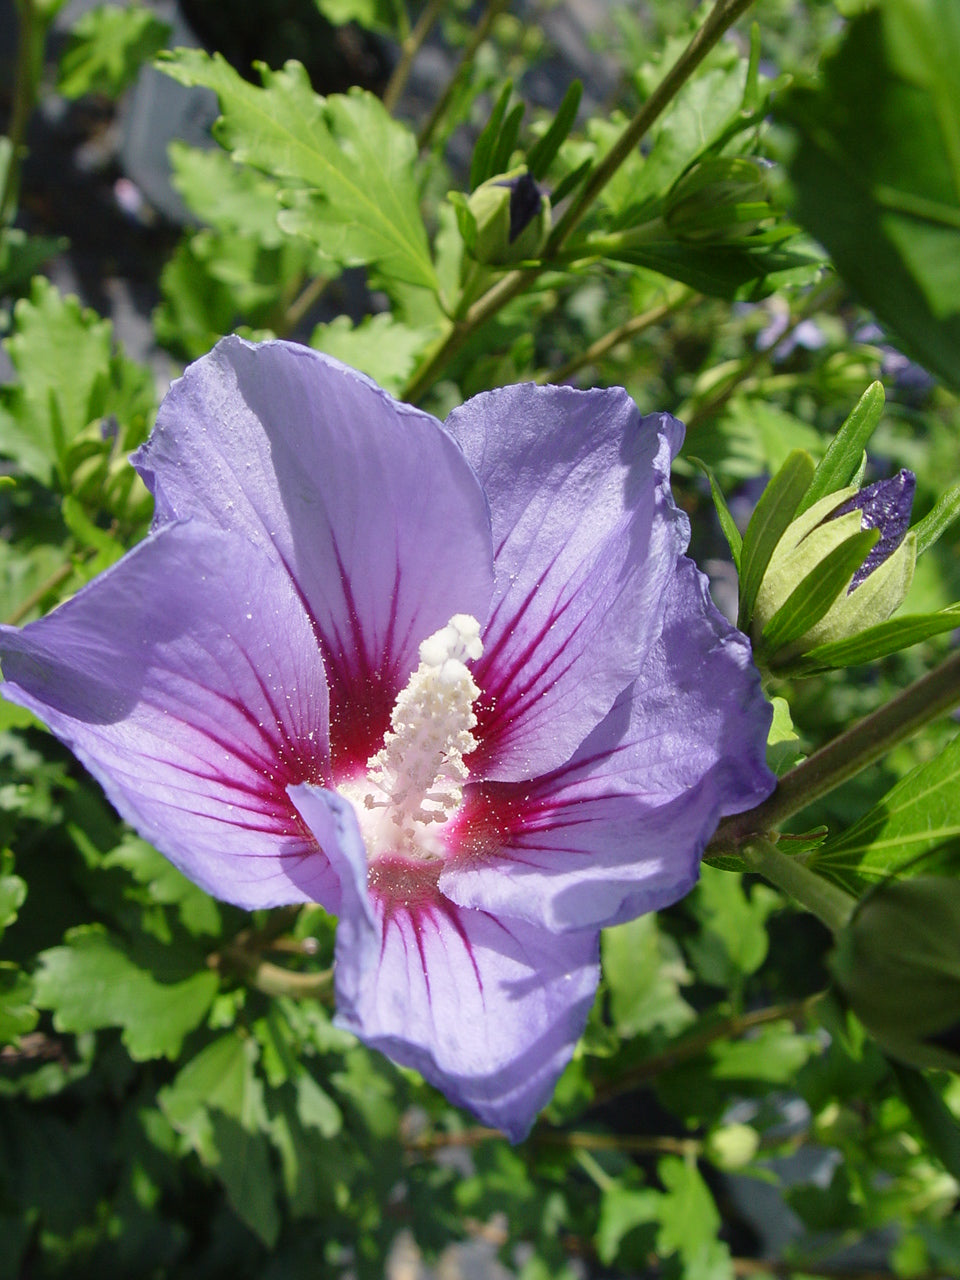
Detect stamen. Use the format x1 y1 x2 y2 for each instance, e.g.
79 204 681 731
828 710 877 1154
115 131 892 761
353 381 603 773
341 615 482 860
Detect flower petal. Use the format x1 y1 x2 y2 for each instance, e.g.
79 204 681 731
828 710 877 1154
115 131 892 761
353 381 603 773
133 337 494 773
290 784 601 1142
0 523 336 910
445 384 688 780
440 557 775 932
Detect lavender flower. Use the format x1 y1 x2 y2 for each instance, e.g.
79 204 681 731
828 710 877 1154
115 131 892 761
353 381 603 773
0 338 774 1139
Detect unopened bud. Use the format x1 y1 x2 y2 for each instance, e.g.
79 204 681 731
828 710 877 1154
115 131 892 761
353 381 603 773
831 876 960 1071
455 169 550 266
664 157 773 244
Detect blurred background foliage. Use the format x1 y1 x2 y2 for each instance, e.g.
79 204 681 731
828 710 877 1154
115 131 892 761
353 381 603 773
1 0 960 1277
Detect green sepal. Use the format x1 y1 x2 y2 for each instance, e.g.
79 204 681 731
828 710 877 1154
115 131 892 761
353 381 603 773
797 381 885 515
791 601 960 673
760 526 879 654
738 448 816 631
688 456 741 571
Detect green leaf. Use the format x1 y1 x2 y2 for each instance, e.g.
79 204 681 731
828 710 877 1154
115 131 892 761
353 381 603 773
0 227 65 295
798 381 885 515
688 457 741 570
687 866 780 983
792 603 960 672
760 526 879 652
914 481 960 557
169 143 289 243
602 239 823 302
776 1 960 390
766 695 803 775
0 277 154 487
58 4 170 100
33 924 219 1060
738 449 816 630
0 963 38 1044
470 83 513 190
101 834 222 938
0 850 26 941
890 1059 960 1181
313 0 403 35
656 1157 729 1276
603 915 695 1039
491 102 526 178
527 80 583 180
708 1021 817 1083
811 733 960 889
309 313 435 396
159 51 438 291
159 1031 280 1245
595 1186 660 1265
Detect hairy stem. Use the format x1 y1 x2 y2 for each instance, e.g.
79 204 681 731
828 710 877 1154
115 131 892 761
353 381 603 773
709 649 960 855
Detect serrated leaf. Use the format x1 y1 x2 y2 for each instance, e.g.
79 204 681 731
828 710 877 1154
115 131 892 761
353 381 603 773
708 1021 817 1082
527 80 583 180
314 0 402 35
603 915 695 1039
169 143 288 244
33 924 219 1060
792 604 960 672
656 1157 726 1272
309 313 435 396
0 277 154 487
738 449 816 630
101 834 222 937
776 0 960 390
58 4 170 100
0 963 37 1044
811 733 960 889
160 1032 279 1245
159 51 437 291
687 866 780 983
688 456 741 570
595 1186 661 1265
760 526 879 651
798 382 885 514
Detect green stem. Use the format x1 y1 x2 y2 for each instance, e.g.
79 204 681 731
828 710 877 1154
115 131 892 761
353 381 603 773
401 0 757 402
0 0 42 227
710 649 960 856
742 837 855 933
416 0 511 151
381 0 446 115
533 289 688 385
545 0 759 254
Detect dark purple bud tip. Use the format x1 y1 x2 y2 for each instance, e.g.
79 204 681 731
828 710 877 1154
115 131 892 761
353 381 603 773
502 171 544 243
833 469 916 590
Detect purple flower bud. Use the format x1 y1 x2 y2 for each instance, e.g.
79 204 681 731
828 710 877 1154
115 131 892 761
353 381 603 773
501 170 544 243
832 469 916 590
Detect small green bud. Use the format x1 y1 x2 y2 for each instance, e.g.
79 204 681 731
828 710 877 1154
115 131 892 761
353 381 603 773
705 1122 760 1170
455 169 550 267
664 157 773 244
753 471 916 665
831 877 960 1071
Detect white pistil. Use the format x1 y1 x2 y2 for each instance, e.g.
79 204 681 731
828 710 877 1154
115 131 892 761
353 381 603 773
343 614 482 860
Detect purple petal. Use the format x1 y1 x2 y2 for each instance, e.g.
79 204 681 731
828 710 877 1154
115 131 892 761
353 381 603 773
133 337 494 775
0 523 337 910
440 557 775 932
831 469 916 590
290 784 601 1142
445 385 688 781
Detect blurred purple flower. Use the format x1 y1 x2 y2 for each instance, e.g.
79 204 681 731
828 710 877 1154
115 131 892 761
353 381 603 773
0 338 774 1139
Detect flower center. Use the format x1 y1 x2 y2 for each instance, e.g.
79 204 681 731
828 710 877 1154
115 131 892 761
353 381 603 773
339 614 482 861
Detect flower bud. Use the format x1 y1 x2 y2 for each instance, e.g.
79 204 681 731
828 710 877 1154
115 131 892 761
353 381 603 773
830 876 960 1071
456 169 550 266
753 470 916 664
664 157 773 243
